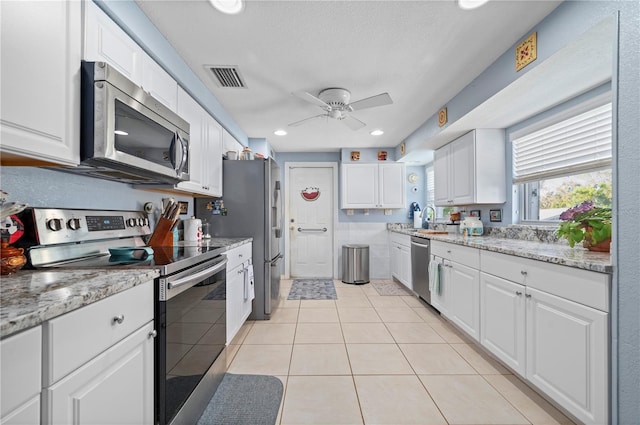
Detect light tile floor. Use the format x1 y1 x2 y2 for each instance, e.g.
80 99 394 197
227 279 576 425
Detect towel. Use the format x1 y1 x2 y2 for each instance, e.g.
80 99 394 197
244 263 255 301
429 257 441 296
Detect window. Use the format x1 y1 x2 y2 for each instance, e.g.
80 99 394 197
513 96 612 223
425 164 452 220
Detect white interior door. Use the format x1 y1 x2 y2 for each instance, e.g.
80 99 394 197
289 166 334 278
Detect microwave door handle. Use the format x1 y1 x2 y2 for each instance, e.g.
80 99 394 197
171 132 187 174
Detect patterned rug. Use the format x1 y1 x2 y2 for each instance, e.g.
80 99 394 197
370 279 414 296
288 279 337 300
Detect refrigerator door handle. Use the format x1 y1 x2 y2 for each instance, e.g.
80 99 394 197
273 181 283 238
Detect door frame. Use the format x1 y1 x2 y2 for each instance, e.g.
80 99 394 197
284 162 339 279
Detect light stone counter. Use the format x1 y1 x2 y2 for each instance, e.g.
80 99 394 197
389 227 612 274
176 237 252 251
0 269 159 339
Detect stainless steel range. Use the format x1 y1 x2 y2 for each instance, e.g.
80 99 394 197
17 208 229 425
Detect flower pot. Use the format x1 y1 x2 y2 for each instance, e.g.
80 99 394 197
583 236 611 252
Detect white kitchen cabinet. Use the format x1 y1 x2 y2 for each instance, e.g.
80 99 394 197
434 129 506 206
83 0 142 85
176 87 223 197
341 163 406 209
526 287 607 425
41 281 155 425
226 243 253 344
0 0 81 166
43 322 155 425
142 55 178 111
222 128 245 156
389 232 412 290
0 326 42 425
479 250 609 425
480 272 526 375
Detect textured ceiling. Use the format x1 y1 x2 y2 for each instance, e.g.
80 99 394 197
136 0 563 153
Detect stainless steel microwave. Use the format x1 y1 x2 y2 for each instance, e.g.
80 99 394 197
74 61 190 185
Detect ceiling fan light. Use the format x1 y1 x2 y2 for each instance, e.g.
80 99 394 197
209 0 244 15
370 129 384 136
458 0 489 10
274 129 287 136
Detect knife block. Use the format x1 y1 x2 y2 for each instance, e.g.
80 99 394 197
148 217 175 248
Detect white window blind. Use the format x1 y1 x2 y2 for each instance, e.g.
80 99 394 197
512 103 612 184
425 165 434 206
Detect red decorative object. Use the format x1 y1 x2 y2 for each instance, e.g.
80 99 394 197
301 187 320 201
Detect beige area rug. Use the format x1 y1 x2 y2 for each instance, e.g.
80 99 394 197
370 279 414 296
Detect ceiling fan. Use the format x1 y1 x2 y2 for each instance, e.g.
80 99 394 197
289 88 393 130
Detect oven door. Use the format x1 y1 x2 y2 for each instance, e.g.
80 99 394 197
156 255 227 425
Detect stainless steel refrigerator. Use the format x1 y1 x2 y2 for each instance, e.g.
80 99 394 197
195 158 283 320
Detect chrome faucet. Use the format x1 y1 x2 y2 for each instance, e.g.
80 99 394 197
423 205 436 228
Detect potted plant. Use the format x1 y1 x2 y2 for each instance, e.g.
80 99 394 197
556 201 612 252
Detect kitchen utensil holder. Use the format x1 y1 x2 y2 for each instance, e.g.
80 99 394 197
148 217 175 247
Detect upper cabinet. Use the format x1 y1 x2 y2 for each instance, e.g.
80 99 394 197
176 88 223 197
83 1 177 111
434 129 506 206
0 0 81 166
341 163 406 209
222 128 245 157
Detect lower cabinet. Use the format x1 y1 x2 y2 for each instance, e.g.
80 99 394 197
0 326 42 425
41 280 155 425
389 233 412 290
226 243 253 344
43 322 155 425
448 262 480 341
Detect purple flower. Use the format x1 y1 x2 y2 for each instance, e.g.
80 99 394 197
559 201 595 221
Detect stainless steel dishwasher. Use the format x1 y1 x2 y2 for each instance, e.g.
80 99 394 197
410 236 431 305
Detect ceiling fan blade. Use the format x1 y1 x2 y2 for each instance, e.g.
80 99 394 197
292 91 331 109
342 115 366 131
288 114 328 127
348 92 393 111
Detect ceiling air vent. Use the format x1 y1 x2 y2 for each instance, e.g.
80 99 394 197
206 65 246 88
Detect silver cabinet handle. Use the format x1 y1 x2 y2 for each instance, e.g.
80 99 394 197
113 315 125 324
521 270 528 275
297 227 327 232
525 294 532 298
515 291 522 296
148 330 157 339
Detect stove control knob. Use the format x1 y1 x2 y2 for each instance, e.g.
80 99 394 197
137 218 144 226
47 218 63 231
143 217 150 227
67 218 81 230
127 218 137 227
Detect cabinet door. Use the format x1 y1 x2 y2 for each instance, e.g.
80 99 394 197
449 261 480 341
83 1 142 84
341 164 378 208
226 264 245 344
176 88 206 193
480 272 525 375
43 322 155 425
399 244 412 290
379 163 405 208
241 262 254 323
526 287 607 425
1 0 80 166
433 145 451 206
390 243 401 281
141 54 178 111
204 115 223 197
451 131 475 205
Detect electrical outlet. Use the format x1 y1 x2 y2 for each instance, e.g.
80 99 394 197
384 209 392 215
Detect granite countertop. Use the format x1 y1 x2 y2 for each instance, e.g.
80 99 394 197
0 237 252 340
390 228 612 274
0 269 159 339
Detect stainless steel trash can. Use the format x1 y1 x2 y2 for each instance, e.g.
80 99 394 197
342 244 370 284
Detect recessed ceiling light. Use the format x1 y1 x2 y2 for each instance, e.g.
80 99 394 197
370 129 384 136
114 130 128 136
209 0 244 15
274 129 287 136
458 0 489 10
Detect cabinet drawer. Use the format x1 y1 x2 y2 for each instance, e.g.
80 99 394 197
227 242 252 271
389 231 410 247
431 241 479 269
0 326 41 418
43 280 153 385
480 250 609 312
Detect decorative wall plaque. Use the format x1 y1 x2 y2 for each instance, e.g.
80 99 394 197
438 107 447 127
515 32 537 71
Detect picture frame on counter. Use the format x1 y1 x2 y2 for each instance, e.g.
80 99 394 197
178 201 189 215
489 209 502 222
470 210 481 218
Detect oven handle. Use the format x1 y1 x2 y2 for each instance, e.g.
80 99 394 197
167 257 228 290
